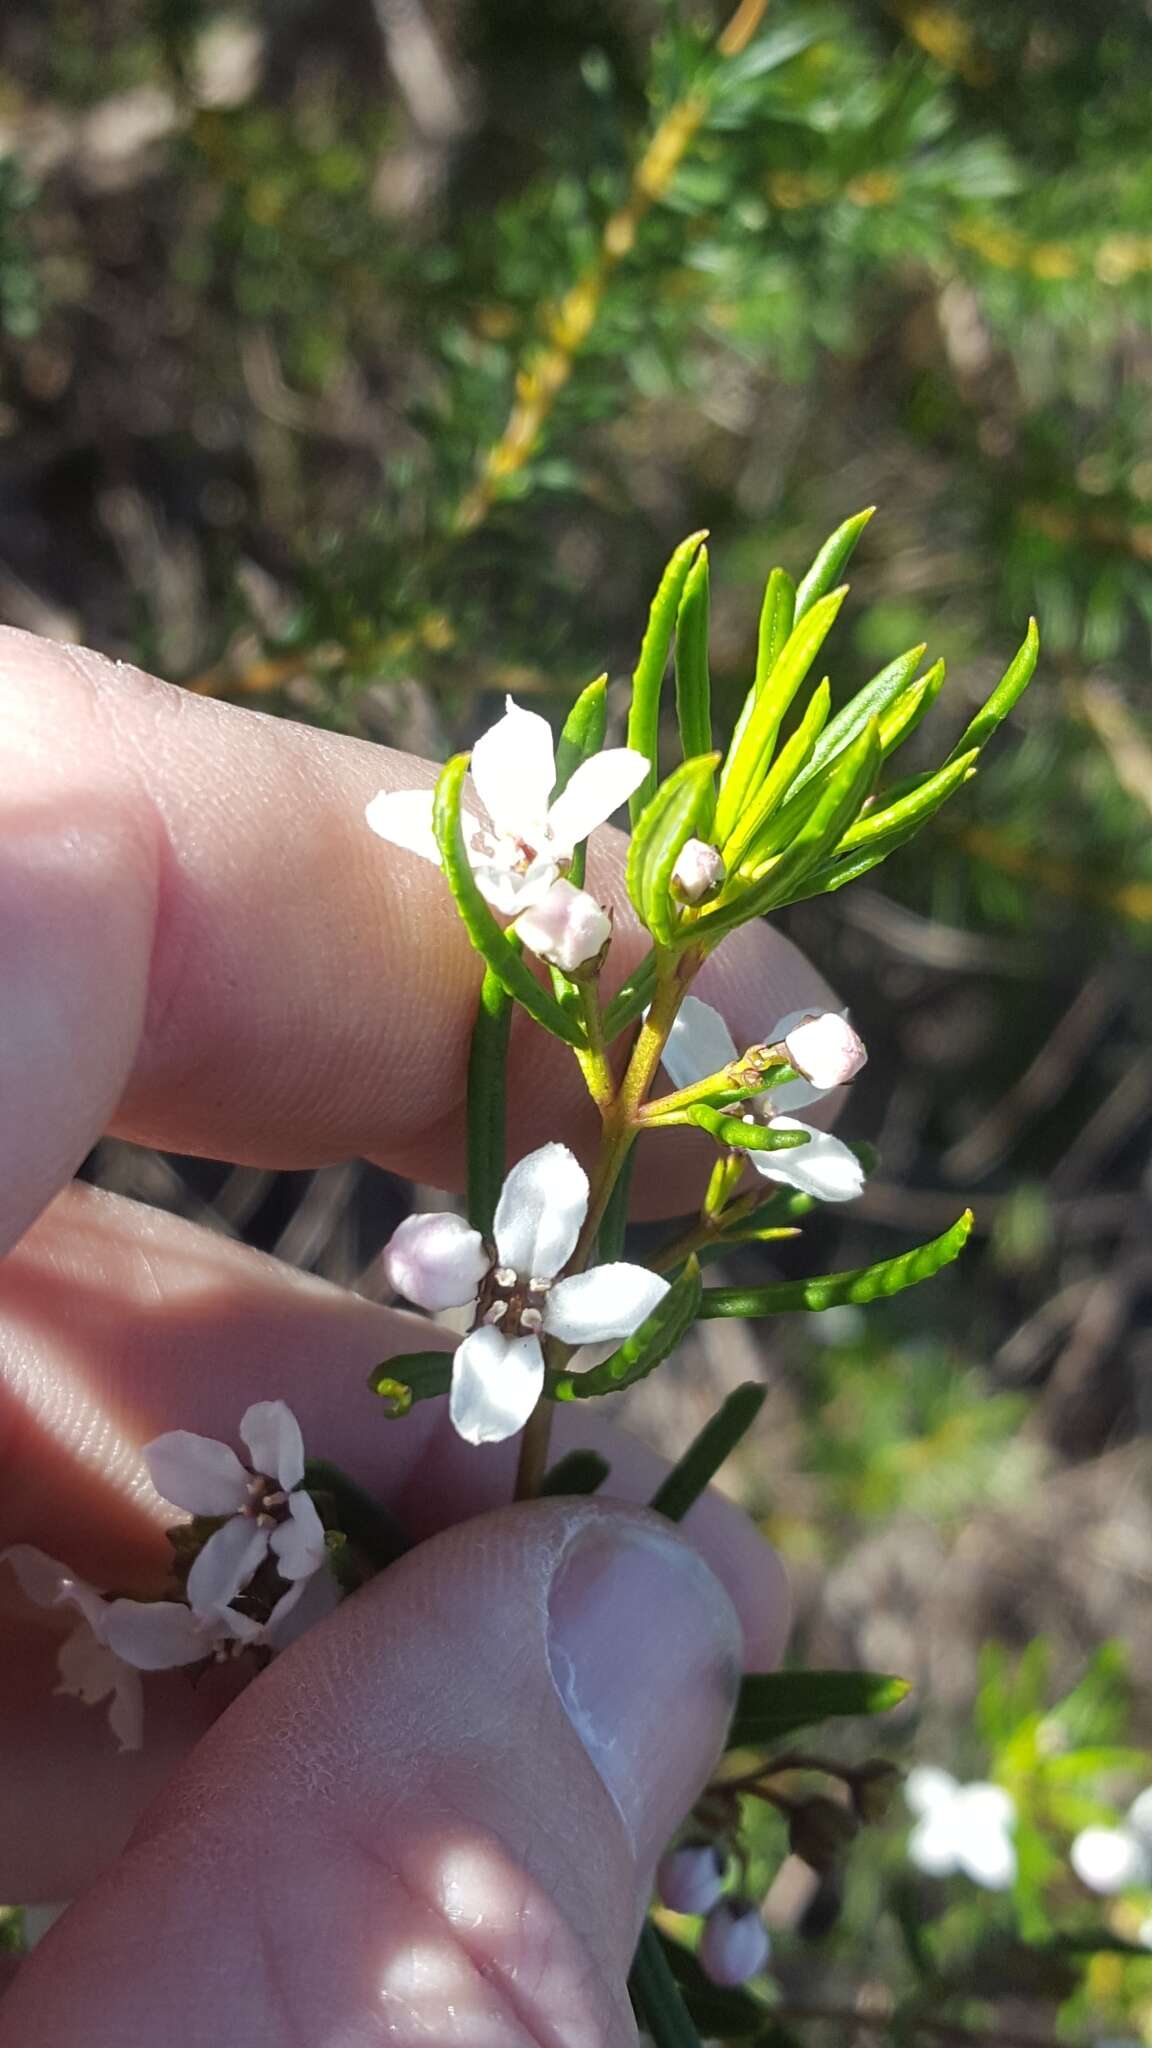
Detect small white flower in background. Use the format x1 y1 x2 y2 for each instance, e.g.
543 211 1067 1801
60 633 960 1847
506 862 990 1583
383 1142 670 1445
511 877 611 973
661 995 866 1203
1070 1789 1152 1895
697 1901 772 1986
671 837 725 904
365 696 649 915
905 1766 1017 1890
144 1400 327 1616
657 1843 727 1917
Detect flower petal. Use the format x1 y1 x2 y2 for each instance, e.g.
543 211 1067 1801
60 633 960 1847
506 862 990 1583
271 1490 327 1581
100 1599 214 1671
449 1327 545 1446
56 1621 123 1708
471 856 562 915
545 748 649 856
240 1400 305 1490
382 1211 489 1312
661 995 739 1095
364 788 441 866
265 1565 341 1651
2 1543 76 1610
904 1765 958 1818
470 698 555 839
187 1517 270 1616
782 1010 866 1092
511 879 611 973
143 1429 249 1515
751 1118 865 1202
545 1263 670 1345
492 1142 588 1281
907 1813 958 1878
107 1667 145 1752
1071 1826 1150 1895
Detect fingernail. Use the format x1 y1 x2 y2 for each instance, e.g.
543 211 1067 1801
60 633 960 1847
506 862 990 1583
547 1518 742 1868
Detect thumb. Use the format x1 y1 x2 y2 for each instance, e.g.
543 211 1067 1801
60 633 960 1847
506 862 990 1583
1 1499 754 2046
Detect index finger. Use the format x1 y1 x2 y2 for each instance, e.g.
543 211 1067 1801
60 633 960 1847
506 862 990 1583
0 628 837 1255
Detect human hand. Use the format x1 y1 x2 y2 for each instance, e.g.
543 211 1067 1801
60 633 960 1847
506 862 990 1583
0 629 835 2042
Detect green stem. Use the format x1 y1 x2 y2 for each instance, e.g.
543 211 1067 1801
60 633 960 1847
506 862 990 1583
573 978 615 1113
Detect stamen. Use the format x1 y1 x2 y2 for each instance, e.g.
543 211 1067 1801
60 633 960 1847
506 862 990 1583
484 1299 510 1325
494 1267 518 1289
521 1307 544 1333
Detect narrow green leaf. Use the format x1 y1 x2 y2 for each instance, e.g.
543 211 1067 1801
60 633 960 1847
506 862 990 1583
794 506 874 621
368 1350 453 1415
699 1210 974 1318
715 588 848 848
629 1924 705 2048
602 951 658 1039
433 754 586 1047
626 755 720 944
702 718 880 940
725 568 797 771
724 679 831 873
675 547 712 768
598 1142 637 1262
945 617 1040 765
836 749 978 856
657 1937 767 2039
303 1459 410 1569
728 1668 911 1749
467 967 511 1237
878 657 946 759
539 1449 610 1497
649 1382 766 1521
687 1104 812 1153
628 531 708 824
789 642 926 798
554 673 608 889
548 1256 702 1401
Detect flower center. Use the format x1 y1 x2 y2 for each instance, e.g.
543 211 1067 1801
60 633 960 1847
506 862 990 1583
243 1474 292 1529
475 1263 551 1337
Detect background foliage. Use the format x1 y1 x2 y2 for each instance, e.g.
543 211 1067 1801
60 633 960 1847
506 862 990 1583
2 0 1151 2036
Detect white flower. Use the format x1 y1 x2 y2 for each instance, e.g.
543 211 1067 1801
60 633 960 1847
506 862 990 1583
382 1143 670 1445
671 838 725 904
511 877 611 973
905 1766 1017 1890
4 1544 146 1751
1071 1792 1152 1895
365 697 649 915
661 995 866 1202
144 1401 327 1616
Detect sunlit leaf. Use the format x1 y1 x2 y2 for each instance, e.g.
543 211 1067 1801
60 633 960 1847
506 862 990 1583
700 1210 974 1317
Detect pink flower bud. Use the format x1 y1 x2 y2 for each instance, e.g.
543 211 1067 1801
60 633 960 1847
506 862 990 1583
671 838 725 904
698 1900 771 1986
382 1212 490 1313
512 878 611 973
656 1843 727 1916
783 1011 867 1090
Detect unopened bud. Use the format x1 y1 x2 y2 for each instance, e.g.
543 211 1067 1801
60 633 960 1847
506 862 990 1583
783 1011 867 1090
671 838 726 904
788 1795 860 1873
656 1842 727 1917
512 879 611 974
850 1760 903 1825
698 1900 771 1986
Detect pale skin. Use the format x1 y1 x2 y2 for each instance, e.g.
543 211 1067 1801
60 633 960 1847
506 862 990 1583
0 628 840 2044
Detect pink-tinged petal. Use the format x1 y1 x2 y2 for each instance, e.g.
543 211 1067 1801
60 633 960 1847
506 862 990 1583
2 1543 75 1610
546 748 650 855
511 879 611 973
271 1490 327 1580
143 1429 249 1515
764 1008 832 1112
100 1599 213 1671
382 1211 489 1312
56 1622 121 1707
657 1844 727 1917
364 788 441 866
449 1327 545 1446
698 1903 771 1987
781 1011 866 1091
107 1667 145 1752
187 1517 270 1616
753 1119 865 1202
661 995 740 1095
265 1566 341 1651
671 838 725 904
470 698 555 839
240 1399 305 1490
545 1263 670 1345
492 1142 588 1282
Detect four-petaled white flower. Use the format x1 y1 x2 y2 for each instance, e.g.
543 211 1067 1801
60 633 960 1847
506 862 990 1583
660 995 866 1203
382 1143 670 1444
365 696 648 915
905 1766 1017 1890
144 1401 327 1617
